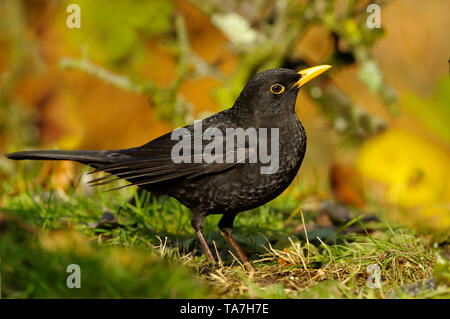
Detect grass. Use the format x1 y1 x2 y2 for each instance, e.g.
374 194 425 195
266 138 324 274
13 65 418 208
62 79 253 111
0 168 448 299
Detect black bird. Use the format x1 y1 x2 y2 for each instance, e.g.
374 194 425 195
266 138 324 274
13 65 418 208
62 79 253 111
7 65 331 265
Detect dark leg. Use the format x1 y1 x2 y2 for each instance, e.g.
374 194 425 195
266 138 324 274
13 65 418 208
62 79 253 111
191 213 215 262
219 214 252 267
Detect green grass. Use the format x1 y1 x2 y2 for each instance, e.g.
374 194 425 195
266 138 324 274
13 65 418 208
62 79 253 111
0 170 448 299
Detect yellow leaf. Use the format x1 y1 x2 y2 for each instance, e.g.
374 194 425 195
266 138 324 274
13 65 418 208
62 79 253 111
356 128 450 232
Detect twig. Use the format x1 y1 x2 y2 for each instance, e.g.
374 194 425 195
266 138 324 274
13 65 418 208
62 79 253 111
60 57 156 96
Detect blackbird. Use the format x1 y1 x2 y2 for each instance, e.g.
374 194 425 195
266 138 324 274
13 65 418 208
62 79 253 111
7 65 331 265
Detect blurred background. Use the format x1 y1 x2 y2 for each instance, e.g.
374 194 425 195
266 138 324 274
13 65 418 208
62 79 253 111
0 0 449 234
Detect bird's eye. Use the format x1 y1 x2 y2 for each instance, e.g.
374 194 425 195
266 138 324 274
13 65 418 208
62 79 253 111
270 83 285 95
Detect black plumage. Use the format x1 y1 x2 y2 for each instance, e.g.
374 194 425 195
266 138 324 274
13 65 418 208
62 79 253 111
7 66 331 265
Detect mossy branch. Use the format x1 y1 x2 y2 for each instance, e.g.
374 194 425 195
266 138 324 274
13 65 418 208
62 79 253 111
58 15 221 127
60 57 156 95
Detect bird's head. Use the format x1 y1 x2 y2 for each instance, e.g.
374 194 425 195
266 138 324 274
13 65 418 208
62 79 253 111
233 65 331 117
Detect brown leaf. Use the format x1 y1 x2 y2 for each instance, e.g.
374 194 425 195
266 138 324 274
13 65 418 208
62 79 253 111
330 162 365 208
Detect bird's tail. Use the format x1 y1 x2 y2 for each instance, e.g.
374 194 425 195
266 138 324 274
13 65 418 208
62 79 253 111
6 150 122 168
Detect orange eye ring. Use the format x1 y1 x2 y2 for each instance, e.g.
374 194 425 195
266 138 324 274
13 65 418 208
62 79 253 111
270 83 285 94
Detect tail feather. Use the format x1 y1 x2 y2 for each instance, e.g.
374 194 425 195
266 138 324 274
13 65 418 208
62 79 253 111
6 150 122 167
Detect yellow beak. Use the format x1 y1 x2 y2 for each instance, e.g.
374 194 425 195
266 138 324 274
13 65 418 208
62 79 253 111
293 65 332 88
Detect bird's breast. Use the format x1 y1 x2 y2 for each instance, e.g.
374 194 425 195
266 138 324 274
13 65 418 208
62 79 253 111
170 115 307 214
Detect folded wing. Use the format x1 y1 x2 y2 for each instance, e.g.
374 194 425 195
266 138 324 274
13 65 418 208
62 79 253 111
89 122 248 190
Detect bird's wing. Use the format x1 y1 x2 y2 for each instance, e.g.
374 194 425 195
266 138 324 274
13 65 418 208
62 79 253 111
88 121 248 190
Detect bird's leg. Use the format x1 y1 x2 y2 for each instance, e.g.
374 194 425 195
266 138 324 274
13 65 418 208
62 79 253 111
219 214 253 269
191 213 215 263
